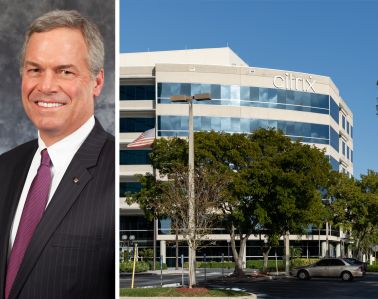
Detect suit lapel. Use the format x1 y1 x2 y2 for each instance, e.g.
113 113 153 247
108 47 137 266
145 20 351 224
0 142 37 299
9 121 109 299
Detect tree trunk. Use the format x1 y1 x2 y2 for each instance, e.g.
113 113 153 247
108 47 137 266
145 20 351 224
284 232 290 275
262 246 272 273
229 226 248 277
188 241 196 287
175 227 179 270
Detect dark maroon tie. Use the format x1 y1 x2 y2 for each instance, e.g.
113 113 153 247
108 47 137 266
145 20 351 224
5 149 52 299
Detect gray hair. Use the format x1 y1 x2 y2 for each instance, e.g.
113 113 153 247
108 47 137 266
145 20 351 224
20 10 104 77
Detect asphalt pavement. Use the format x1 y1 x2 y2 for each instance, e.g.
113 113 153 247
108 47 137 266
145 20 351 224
120 269 378 299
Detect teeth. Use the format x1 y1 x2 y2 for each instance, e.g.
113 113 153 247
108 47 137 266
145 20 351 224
37 102 63 108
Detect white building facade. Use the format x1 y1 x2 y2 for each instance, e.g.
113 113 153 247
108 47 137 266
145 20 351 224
120 48 354 265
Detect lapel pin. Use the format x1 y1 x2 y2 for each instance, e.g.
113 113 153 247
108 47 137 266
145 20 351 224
73 177 80 184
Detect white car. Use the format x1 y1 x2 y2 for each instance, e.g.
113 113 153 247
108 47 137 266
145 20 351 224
290 258 364 281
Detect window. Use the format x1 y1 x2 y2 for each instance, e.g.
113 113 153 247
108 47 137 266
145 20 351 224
120 182 141 197
158 116 330 145
342 141 345 156
120 150 152 165
330 97 339 123
120 85 155 100
120 118 155 132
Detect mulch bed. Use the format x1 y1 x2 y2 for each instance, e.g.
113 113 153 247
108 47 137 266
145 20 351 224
177 288 209 295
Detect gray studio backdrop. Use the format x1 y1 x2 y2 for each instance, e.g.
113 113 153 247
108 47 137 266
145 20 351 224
0 0 115 154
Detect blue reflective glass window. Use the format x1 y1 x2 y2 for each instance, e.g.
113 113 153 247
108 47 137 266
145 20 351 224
120 150 151 165
342 115 346 129
312 93 329 109
328 156 339 171
351 126 353 138
250 87 259 101
330 128 339 151
346 121 350 134
191 84 201 96
120 182 141 197
240 86 250 100
240 118 250 132
211 84 221 99
180 83 191 96
310 124 329 139
159 83 180 98
346 146 350 159
351 150 353 162
286 90 296 105
221 85 230 99
277 89 286 104
231 118 240 132
221 117 231 132
295 91 311 106
211 117 221 131
342 141 345 155
120 118 155 132
201 116 211 131
330 97 339 123
259 88 269 102
230 85 240 100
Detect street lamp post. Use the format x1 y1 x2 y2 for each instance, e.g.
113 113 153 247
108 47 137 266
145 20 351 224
170 93 211 288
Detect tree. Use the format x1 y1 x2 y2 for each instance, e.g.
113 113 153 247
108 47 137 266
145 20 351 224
329 170 378 259
195 129 330 275
128 138 230 287
241 129 330 274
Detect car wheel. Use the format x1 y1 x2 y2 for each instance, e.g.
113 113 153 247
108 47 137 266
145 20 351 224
297 270 309 280
341 271 353 281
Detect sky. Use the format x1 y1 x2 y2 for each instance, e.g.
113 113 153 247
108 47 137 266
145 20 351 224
120 0 378 179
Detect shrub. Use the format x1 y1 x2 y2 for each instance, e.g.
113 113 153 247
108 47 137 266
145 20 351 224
290 258 319 268
246 259 285 271
367 264 378 272
183 261 234 269
120 261 149 273
139 248 154 261
148 261 168 270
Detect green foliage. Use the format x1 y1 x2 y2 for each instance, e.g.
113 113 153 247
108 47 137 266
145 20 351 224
290 258 319 267
246 259 285 271
183 261 234 269
128 129 334 276
290 247 303 259
148 261 168 270
329 171 378 257
120 261 149 273
367 264 378 272
139 248 154 261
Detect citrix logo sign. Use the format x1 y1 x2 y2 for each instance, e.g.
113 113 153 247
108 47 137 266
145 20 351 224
273 73 316 92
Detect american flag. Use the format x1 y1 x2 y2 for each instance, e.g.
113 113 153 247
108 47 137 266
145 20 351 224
127 128 156 149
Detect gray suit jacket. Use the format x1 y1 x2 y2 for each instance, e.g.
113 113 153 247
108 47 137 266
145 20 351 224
0 120 115 299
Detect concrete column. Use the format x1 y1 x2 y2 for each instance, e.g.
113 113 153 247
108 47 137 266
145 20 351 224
242 241 247 269
160 240 166 264
336 243 341 257
321 241 327 257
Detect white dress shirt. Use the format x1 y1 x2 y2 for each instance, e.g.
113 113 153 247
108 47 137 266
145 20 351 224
9 116 95 250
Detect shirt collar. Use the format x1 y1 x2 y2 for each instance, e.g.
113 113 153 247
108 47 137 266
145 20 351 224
37 116 95 169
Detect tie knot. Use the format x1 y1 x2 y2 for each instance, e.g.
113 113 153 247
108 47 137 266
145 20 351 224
40 149 51 167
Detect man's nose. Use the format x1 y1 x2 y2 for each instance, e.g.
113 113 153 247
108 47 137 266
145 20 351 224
38 71 58 93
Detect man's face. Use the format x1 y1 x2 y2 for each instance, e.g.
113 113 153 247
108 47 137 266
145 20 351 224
22 28 104 146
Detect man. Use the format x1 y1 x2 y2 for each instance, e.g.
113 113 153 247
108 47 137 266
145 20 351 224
0 10 114 299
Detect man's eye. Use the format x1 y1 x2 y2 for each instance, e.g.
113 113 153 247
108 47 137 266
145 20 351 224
60 69 74 76
28 68 40 73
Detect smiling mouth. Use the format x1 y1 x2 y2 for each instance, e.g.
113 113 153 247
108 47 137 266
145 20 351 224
37 101 65 108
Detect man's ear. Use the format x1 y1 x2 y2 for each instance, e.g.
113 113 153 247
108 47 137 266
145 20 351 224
93 69 104 97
